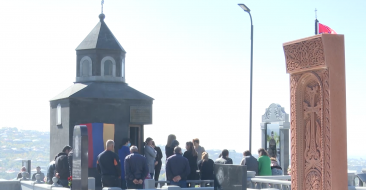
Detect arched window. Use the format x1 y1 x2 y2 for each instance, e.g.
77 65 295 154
80 56 92 77
101 56 116 77
57 104 62 125
121 59 125 78
81 60 90 76
104 60 113 76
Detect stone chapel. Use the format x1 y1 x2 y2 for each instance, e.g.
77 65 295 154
49 13 154 183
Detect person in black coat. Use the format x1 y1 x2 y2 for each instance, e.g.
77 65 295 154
197 152 214 180
55 145 72 187
152 141 163 187
165 134 177 159
183 141 198 187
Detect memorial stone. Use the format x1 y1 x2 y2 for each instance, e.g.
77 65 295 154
283 34 347 189
214 164 247 190
260 103 290 174
72 125 88 190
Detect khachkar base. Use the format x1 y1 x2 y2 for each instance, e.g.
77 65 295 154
283 34 347 190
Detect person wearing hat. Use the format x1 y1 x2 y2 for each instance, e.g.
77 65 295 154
32 166 45 182
144 137 157 178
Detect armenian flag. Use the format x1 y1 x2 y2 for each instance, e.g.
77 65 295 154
315 19 337 34
81 123 115 168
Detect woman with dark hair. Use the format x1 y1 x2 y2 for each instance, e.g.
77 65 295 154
151 141 163 187
144 137 157 178
197 152 214 180
214 149 233 164
183 142 198 186
257 148 272 176
165 134 177 159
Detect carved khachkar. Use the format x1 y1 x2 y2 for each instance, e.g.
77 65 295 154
284 34 347 190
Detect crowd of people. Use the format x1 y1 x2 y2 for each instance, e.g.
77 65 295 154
24 134 282 189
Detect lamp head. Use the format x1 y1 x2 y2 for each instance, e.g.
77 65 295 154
238 4 250 12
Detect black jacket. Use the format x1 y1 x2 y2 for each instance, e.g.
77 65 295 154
166 154 190 181
165 145 174 159
55 152 70 180
198 159 214 180
183 151 198 180
154 147 163 167
97 150 122 177
32 172 45 181
124 153 149 180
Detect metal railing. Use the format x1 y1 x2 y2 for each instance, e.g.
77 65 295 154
155 180 214 188
247 177 291 190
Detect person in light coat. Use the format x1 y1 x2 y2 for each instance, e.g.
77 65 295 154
144 137 157 178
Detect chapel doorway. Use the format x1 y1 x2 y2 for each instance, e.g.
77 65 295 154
129 125 144 154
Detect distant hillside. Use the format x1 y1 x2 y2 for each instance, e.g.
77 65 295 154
0 127 50 180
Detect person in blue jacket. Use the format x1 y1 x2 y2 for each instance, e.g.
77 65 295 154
118 138 131 189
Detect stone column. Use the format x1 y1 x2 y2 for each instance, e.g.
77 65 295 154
260 123 267 150
72 125 89 190
283 34 347 190
279 121 290 175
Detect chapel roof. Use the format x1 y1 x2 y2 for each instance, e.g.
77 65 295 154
75 14 126 52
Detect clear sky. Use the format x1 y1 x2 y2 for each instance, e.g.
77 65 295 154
0 0 365 158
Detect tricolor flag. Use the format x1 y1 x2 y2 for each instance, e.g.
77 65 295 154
315 19 337 34
81 123 115 168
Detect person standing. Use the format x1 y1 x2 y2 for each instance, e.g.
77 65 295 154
183 141 198 187
166 147 190 188
118 138 131 189
55 145 72 187
270 157 283 175
124 146 149 189
16 166 29 179
31 166 45 181
144 137 157 178
46 155 58 184
197 152 214 180
165 134 176 159
240 150 259 175
97 140 122 187
193 138 205 163
257 148 272 176
152 141 162 187
214 149 233 164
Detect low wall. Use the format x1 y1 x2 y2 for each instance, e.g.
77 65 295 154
0 180 21 190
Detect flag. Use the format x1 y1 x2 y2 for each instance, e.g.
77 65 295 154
81 123 115 168
101 0 104 5
318 23 337 34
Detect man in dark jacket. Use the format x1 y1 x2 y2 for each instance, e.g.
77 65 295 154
55 145 72 187
31 166 45 182
97 140 122 188
124 146 148 189
240 150 259 175
166 147 190 188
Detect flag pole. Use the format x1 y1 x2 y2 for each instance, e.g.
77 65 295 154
315 9 318 35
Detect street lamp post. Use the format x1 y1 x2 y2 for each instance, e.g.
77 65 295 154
238 3 253 152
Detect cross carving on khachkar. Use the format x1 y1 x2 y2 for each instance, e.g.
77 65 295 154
303 86 322 180
283 34 347 190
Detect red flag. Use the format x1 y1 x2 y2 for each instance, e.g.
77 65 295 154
318 23 337 34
